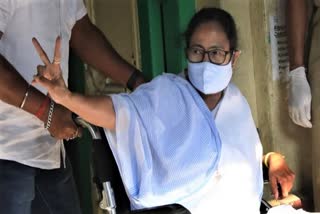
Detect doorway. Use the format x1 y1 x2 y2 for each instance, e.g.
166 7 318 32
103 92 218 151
137 0 195 80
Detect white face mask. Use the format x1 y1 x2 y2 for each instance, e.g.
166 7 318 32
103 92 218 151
187 61 233 94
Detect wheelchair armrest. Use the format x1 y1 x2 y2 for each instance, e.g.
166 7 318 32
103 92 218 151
260 199 272 214
131 204 191 214
131 202 271 214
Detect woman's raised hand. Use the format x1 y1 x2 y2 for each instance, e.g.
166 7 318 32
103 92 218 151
32 37 70 104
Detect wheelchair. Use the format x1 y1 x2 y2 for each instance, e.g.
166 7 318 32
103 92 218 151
74 117 272 214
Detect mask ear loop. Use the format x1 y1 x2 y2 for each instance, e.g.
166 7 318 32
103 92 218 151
228 50 235 64
231 49 241 66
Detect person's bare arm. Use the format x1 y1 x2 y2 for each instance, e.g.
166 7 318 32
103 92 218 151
33 37 116 130
286 0 313 128
0 32 78 139
33 72 116 130
63 92 115 130
287 0 308 70
70 15 145 89
0 32 43 113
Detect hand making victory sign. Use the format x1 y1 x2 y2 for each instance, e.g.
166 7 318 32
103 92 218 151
32 37 70 104
32 36 116 130
32 36 82 140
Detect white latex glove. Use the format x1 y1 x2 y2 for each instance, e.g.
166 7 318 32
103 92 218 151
288 66 312 128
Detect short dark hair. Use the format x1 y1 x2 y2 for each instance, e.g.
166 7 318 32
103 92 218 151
185 7 238 50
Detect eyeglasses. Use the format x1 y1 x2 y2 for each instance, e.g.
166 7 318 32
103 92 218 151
186 47 234 65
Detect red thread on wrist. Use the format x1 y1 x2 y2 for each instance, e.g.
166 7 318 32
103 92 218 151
35 96 50 119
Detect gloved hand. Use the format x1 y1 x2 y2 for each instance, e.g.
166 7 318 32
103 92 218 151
288 66 312 128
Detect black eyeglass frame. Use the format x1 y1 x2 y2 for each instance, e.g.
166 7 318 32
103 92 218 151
185 47 235 65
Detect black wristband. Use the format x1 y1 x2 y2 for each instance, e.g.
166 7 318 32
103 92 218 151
126 69 143 91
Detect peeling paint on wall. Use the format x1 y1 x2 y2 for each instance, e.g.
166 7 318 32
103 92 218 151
269 0 289 81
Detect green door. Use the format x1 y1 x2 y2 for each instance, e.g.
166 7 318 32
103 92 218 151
137 0 195 79
67 50 93 214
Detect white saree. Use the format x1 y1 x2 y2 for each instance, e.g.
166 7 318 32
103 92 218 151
104 74 263 214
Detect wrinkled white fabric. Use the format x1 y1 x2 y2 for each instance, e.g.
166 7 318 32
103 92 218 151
288 67 312 128
105 74 263 214
183 82 263 214
105 74 222 210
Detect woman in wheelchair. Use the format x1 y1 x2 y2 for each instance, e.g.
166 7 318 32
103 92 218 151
32 7 295 214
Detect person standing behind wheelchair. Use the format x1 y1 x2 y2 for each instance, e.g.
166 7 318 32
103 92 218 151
286 0 320 210
0 0 143 214
32 7 295 214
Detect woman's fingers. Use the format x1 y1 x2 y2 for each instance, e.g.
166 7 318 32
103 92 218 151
32 75 53 90
53 36 61 65
37 64 60 80
33 37 62 80
37 65 45 76
270 169 295 199
269 176 279 200
32 36 61 66
278 177 291 198
32 38 50 65
278 177 289 198
279 171 295 197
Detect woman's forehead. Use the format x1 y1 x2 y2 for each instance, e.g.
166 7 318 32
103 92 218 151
190 22 230 50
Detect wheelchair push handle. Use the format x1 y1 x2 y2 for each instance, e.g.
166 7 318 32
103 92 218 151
72 114 114 182
72 115 102 140
72 114 117 214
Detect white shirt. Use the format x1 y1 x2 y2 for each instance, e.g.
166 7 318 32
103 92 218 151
0 0 86 169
